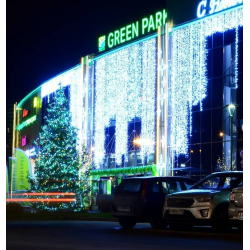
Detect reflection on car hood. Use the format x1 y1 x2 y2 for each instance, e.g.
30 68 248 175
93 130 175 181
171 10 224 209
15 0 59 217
167 189 222 197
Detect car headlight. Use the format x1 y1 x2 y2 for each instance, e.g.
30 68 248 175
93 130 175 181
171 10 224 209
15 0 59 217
195 196 214 202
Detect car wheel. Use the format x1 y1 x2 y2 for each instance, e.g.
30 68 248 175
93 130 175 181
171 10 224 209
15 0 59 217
237 224 243 233
150 218 167 229
212 209 230 232
118 218 136 228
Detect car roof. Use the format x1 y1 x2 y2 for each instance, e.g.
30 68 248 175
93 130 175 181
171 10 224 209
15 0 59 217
210 171 243 175
122 176 194 180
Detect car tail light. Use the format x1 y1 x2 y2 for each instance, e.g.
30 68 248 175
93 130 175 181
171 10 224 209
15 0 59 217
141 180 148 200
229 192 235 203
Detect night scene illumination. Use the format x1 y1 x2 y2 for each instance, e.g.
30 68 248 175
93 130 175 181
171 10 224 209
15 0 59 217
29 86 92 211
170 6 243 157
41 64 85 150
6 1 243 209
94 38 156 167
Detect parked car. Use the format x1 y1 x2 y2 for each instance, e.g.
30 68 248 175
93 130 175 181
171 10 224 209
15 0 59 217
111 176 196 229
228 185 243 231
162 171 243 231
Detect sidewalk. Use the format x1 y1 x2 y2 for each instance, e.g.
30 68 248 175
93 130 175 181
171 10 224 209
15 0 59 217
63 210 118 221
6 210 118 222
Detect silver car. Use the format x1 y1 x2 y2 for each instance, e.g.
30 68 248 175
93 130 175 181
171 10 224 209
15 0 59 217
162 171 243 231
228 186 243 230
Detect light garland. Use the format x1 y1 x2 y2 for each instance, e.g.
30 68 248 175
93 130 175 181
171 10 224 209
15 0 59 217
41 64 85 151
90 164 158 177
41 65 82 98
170 7 243 157
69 66 84 151
94 38 156 167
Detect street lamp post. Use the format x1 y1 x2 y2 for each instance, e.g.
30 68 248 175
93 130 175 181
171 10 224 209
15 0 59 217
227 104 236 171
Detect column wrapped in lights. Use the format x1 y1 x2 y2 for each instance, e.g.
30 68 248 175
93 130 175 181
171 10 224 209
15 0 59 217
170 7 243 157
140 39 156 162
94 38 157 167
69 67 84 151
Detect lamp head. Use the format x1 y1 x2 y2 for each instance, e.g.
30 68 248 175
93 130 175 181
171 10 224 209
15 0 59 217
227 104 236 117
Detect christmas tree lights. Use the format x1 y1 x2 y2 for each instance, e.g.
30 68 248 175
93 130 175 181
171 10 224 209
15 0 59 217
29 86 92 212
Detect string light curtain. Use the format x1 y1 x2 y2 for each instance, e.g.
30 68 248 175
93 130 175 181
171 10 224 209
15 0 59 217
69 67 84 151
170 7 243 157
41 65 84 151
94 38 156 167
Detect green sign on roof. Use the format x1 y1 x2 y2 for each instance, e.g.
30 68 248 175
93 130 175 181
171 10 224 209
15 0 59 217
98 9 167 52
98 35 106 52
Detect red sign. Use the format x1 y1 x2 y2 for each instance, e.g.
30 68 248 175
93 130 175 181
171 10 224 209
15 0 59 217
23 109 29 117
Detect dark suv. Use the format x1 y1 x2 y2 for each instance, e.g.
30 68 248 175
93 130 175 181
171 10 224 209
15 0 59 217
111 176 195 228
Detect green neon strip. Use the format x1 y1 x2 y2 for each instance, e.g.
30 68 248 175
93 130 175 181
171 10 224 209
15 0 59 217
172 4 243 32
90 164 158 177
17 63 82 108
17 87 41 108
17 115 37 131
92 33 158 62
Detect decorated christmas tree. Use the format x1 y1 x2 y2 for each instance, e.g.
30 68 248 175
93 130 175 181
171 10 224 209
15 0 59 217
29 85 92 212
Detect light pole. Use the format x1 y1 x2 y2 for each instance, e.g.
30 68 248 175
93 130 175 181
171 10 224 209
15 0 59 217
227 104 236 171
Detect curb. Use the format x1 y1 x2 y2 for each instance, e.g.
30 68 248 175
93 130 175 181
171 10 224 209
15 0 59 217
62 217 118 222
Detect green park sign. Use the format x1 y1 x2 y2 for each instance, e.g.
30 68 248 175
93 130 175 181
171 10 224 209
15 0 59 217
98 9 167 52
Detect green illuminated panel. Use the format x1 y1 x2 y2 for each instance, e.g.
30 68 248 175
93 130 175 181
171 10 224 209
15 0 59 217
107 180 111 195
13 149 31 191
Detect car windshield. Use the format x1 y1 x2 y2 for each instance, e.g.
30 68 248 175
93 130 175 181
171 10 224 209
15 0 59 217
115 179 142 193
192 174 242 190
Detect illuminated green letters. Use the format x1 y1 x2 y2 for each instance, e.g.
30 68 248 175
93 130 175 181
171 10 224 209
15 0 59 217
108 21 139 48
101 9 167 51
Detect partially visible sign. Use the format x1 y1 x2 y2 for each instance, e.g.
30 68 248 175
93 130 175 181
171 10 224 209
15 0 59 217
17 115 37 131
197 0 243 18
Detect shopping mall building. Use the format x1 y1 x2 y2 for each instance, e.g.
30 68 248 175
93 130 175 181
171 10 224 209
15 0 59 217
8 1 243 195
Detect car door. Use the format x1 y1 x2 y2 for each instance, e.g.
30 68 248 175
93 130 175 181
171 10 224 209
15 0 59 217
146 180 165 216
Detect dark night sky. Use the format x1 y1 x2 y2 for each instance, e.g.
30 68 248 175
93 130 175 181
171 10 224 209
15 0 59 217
6 0 200 103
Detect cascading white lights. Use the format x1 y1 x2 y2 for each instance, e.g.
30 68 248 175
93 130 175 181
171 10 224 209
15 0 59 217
69 66 84 151
94 38 156 167
41 64 85 151
170 7 243 157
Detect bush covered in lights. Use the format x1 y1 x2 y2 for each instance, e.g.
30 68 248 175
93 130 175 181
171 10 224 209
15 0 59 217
90 164 158 178
28 85 92 212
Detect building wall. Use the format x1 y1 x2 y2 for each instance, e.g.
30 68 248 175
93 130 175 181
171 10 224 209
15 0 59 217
15 88 42 152
12 5 243 192
6 100 15 164
167 6 243 180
